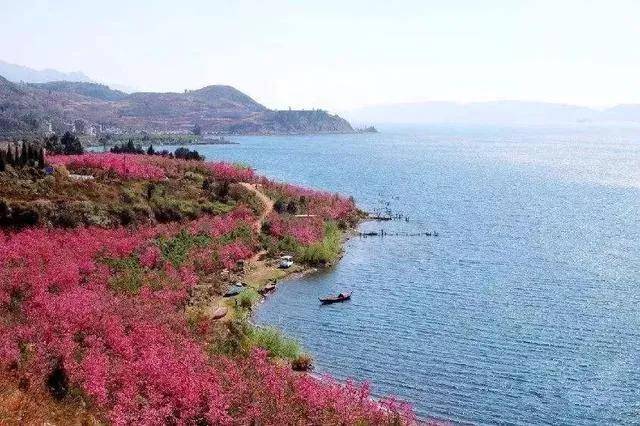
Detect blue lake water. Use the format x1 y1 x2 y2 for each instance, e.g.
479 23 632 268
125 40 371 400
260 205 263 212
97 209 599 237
175 125 640 424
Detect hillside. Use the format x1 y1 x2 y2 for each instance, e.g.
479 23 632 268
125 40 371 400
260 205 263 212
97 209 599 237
0 76 353 137
0 152 412 424
28 81 128 101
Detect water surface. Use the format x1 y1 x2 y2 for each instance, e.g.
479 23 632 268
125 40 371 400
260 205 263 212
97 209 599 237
175 125 640 424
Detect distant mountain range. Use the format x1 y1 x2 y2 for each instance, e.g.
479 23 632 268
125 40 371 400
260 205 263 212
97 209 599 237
0 60 136 93
0 75 353 137
0 60 92 84
345 101 640 125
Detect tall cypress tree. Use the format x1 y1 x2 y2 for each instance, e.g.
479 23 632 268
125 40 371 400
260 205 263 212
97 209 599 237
20 143 28 167
38 146 45 168
6 146 13 167
26 144 33 166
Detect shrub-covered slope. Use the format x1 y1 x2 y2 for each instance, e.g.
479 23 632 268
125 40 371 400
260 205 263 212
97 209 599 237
0 153 412 425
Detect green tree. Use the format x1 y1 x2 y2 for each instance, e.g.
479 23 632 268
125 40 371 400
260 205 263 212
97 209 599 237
20 143 28 166
6 146 14 166
61 132 83 155
37 146 45 167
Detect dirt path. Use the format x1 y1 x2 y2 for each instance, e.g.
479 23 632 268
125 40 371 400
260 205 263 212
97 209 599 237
240 182 273 228
202 183 312 321
239 182 274 262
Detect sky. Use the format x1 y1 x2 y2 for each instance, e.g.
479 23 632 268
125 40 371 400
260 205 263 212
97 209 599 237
1 0 639 111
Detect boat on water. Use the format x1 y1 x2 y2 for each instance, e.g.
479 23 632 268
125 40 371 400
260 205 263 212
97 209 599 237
319 292 352 304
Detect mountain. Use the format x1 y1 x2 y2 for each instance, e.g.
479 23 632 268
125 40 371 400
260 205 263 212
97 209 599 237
0 60 91 84
28 81 128 101
0 76 353 137
344 101 640 125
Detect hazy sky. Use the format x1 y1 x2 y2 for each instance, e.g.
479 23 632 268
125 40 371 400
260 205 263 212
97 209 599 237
1 0 639 111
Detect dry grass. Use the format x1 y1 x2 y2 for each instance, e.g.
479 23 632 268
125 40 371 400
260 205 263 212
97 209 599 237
0 374 101 425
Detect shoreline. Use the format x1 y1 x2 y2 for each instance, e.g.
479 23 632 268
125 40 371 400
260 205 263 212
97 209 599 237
223 226 352 319
238 222 438 426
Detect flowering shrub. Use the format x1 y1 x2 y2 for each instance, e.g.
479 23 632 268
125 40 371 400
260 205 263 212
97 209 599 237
46 153 356 224
48 154 167 180
186 206 255 237
0 206 258 423
0 154 413 424
208 162 256 183
0 219 412 424
0 226 221 423
218 242 254 269
216 349 415 425
142 155 210 178
263 181 358 222
265 213 325 246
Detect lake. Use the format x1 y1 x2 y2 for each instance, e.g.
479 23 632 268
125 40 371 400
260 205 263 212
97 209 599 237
171 125 640 424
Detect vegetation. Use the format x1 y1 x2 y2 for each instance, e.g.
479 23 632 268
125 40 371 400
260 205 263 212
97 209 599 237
0 77 354 139
109 132 200 145
291 353 314 371
0 142 45 171
0 152 412 424
298 221 343 265
246 326 302 360
44 132 84 155
237 288 261 311
110 140 203 161
110 139 145 154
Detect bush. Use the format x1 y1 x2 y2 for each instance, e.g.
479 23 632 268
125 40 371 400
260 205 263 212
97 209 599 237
11 204 40 227
157 229 211 266
274 235 301 257
237 288 261 311
151 197 203 222
291 353 314 371
273 199 286 214
174 147 203 161
299 221 342 265
246 326 301 360
219 225 254 246
103 256 144 294
110 140 144 154
228 184 264 215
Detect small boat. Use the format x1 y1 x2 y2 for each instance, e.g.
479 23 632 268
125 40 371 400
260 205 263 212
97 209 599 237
279 255 294 269
223 285 244 297
319 292 352 304
211 306 228 320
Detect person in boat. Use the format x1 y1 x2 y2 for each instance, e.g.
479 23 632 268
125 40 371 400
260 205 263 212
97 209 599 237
338 293 344 298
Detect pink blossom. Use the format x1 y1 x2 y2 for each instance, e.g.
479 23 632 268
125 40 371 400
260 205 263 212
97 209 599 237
208 162 256 183
48 153 166 180
219 242 253 269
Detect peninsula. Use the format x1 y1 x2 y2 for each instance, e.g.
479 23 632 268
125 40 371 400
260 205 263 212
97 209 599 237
0 143 412 424
0 76 354 139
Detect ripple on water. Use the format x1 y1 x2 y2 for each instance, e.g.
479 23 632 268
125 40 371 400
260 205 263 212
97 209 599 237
188 126 640 424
